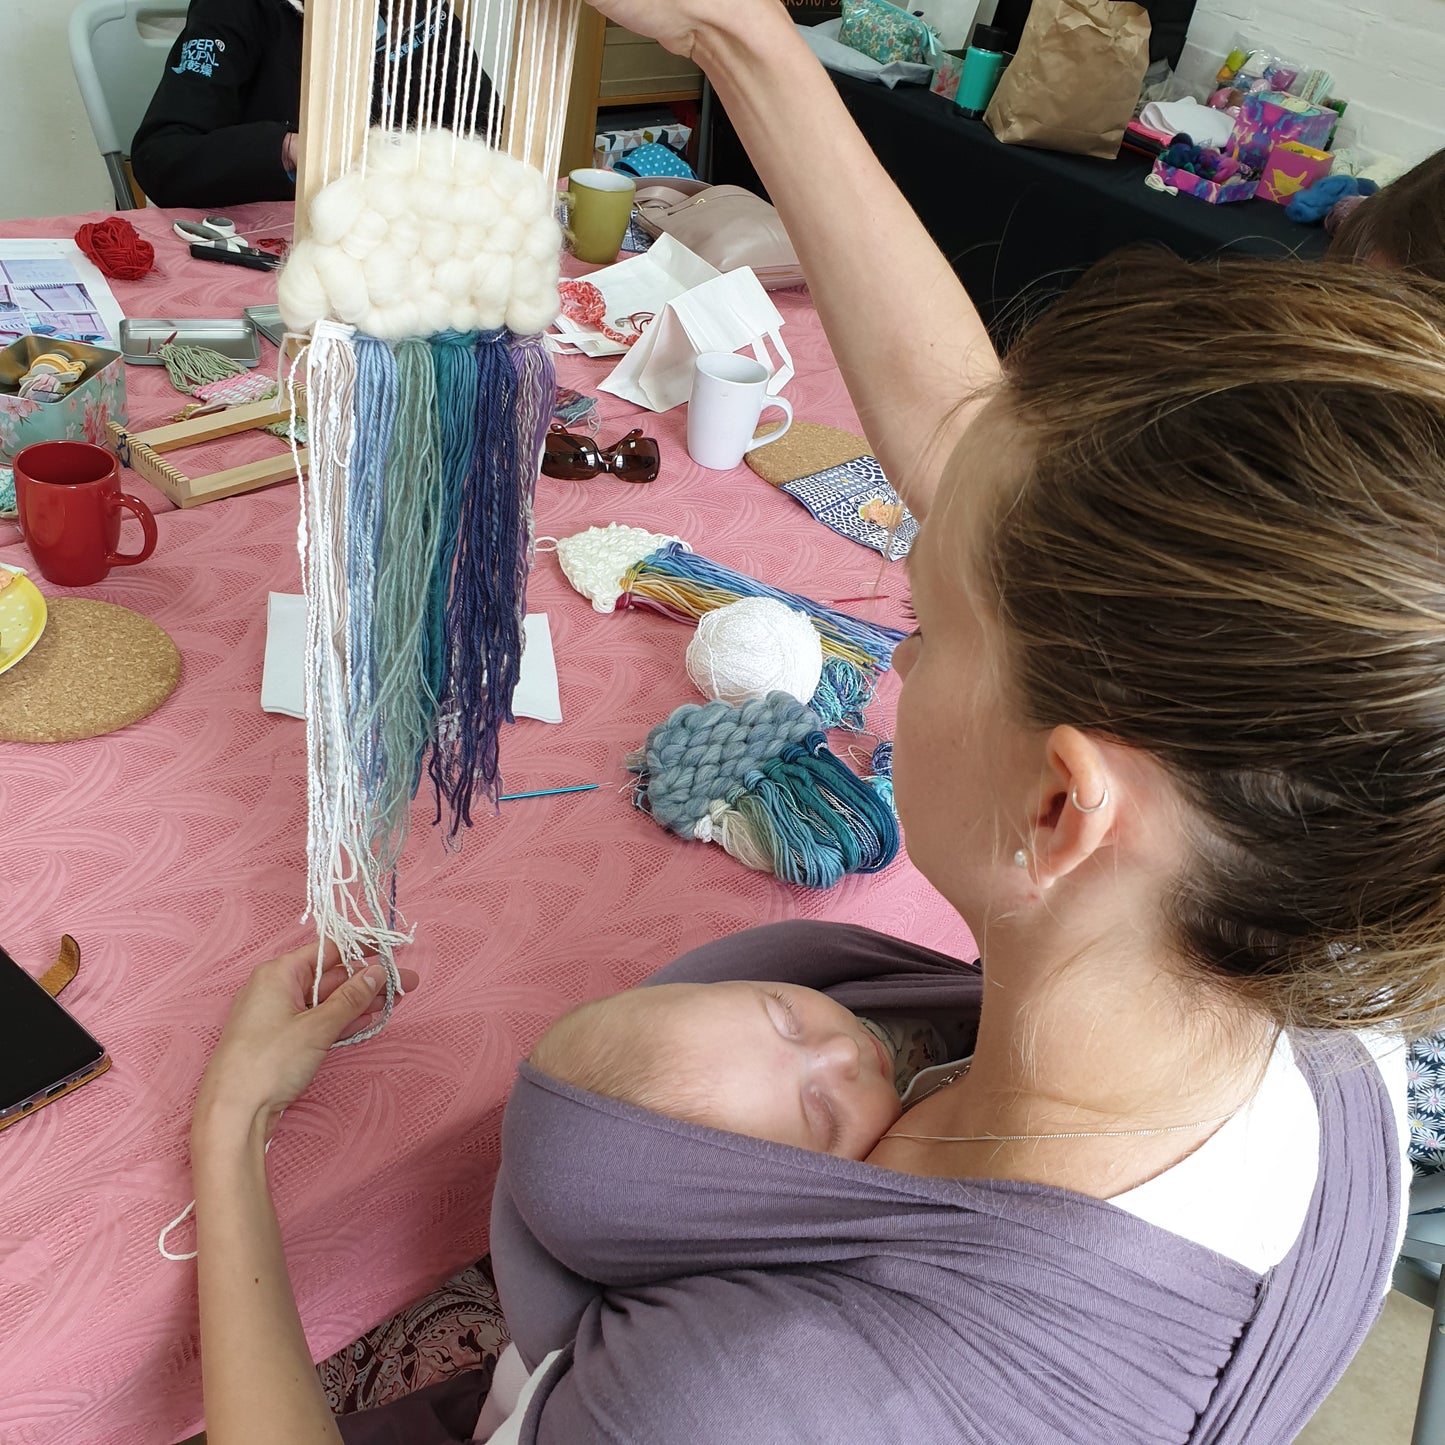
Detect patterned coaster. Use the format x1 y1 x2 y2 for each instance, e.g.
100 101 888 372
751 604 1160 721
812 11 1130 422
746 421 873 488
782 456 918 560
0 598 180 743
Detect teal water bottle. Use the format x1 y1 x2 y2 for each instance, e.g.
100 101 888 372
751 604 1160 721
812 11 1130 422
955 24 1008 119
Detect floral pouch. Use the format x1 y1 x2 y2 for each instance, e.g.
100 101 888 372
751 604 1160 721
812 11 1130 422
838 0 941 66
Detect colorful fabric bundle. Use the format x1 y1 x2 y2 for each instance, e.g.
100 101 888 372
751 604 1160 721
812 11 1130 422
629 691 900 888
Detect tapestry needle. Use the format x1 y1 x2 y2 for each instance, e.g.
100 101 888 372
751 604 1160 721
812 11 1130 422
498 783 600 802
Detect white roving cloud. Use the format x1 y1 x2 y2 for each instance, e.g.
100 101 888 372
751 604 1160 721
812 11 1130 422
278 128 562 342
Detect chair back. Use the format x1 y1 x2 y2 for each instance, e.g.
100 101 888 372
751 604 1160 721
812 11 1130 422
68 0 190 208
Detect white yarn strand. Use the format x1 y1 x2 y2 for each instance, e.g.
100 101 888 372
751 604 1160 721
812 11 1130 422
448 0 476 161
380 0 403 134
296 320 413 970
398 0 420 136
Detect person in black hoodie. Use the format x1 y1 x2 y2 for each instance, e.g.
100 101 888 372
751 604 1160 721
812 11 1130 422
132 0 494 209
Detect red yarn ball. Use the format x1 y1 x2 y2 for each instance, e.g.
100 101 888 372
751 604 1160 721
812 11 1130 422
75 217 156 281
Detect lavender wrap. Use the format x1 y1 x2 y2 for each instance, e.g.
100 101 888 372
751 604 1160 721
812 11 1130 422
342 921 1399 1443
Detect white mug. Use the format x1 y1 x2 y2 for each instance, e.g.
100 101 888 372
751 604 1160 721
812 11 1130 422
686 352 794 471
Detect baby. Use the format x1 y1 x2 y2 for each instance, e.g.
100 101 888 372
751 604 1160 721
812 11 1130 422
529 978 959 1160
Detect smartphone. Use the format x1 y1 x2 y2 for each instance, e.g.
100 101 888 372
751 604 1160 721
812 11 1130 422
0 945 110 1132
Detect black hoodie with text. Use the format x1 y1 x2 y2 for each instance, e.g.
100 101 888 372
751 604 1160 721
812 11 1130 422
131 0 493 209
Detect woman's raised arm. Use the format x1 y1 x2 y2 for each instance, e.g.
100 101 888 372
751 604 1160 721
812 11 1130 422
586 0 1001 516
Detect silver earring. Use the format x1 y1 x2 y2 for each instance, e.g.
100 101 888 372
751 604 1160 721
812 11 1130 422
1069 783 1108 815
1013 849 1029 868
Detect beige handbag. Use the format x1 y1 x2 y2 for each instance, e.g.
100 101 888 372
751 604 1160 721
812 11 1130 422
633 180 806 290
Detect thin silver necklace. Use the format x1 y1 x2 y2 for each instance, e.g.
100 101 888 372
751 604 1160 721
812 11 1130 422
889 1061 1243 1145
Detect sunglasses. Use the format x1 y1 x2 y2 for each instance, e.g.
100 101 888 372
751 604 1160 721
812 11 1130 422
541 424 660 483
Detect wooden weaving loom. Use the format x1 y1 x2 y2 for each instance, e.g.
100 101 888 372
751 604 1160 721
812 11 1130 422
109 0 581 509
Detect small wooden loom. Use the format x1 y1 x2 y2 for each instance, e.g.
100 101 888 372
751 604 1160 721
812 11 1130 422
109 394 308 509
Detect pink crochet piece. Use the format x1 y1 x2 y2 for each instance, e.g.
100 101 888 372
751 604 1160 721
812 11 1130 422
557 279 651 348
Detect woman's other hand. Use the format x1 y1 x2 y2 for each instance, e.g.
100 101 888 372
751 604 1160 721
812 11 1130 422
193 943 418 1147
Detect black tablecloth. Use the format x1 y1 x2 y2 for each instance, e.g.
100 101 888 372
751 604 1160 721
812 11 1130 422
711 74 1330 325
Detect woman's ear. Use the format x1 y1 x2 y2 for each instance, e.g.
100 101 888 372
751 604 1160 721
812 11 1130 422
1027 725 1113 888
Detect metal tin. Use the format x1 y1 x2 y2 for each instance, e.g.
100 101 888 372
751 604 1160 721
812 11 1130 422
119 318 263 368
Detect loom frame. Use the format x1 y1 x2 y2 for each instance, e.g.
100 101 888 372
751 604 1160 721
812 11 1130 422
108 393 309 508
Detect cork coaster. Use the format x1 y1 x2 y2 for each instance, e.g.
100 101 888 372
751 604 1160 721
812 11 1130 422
746 421 873 488
0 599 180 743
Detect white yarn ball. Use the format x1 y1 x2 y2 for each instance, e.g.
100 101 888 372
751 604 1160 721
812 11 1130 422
276 127 562 341
685 598 824 708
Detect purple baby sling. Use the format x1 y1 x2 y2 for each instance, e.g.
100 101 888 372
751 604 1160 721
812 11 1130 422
344 921 1400 1444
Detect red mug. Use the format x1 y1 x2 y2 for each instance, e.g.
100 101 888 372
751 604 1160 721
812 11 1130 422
13 441 158 587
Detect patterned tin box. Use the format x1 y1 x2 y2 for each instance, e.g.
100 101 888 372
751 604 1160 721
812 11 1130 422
0 336 127 465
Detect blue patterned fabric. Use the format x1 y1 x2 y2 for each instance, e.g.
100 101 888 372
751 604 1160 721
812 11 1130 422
782 455 919 559
1408 1033 1445 1175
616 142 696 180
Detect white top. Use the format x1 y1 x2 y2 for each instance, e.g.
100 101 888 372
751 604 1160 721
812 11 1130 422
903 1030 1410 1276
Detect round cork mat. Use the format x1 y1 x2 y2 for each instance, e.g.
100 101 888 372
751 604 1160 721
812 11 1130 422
0 599 180 743
746 421 872 488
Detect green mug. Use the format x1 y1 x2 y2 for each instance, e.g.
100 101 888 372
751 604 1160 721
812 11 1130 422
566 168 637 264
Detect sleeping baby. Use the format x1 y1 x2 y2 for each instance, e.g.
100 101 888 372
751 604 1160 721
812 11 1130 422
528 977 962 1159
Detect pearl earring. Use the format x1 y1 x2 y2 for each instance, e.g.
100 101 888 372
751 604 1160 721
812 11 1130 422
1013 849 1029 869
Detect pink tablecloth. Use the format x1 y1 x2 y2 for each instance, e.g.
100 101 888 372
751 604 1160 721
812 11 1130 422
0 204 972 1445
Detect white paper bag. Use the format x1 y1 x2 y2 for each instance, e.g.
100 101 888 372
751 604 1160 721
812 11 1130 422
599 266 794 413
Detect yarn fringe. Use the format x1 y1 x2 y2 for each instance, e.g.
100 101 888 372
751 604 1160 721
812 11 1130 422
294 322 547 1020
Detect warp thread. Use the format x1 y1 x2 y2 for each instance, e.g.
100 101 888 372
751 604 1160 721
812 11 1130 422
630 692 900 889
75 217 155 280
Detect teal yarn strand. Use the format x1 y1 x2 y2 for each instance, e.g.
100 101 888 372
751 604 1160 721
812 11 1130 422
809 656 877 731
370 337 445 863
426 332 478 712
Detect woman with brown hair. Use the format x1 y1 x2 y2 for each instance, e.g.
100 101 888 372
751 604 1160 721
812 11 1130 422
1329 147 1445 280
185 0 1442 1439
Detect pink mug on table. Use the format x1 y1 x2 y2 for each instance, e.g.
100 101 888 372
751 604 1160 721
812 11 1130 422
13 441 158 587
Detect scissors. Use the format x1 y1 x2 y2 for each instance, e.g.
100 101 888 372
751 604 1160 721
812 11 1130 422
172 216 245 251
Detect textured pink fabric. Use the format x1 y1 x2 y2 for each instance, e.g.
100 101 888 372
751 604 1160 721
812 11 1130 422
0 203 972 1445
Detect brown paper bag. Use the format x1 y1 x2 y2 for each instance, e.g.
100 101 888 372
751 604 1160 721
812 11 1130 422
984 0 1151 160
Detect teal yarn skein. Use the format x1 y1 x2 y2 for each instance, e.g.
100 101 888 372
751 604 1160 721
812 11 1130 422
630 693 900 888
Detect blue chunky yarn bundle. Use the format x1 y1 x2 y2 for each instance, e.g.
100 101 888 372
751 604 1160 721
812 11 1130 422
630 692 900 888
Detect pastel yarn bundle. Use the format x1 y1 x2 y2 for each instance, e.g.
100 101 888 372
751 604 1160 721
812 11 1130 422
630 692 900 889
553 528 905 730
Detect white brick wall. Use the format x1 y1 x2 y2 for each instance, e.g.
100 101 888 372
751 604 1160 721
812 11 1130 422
1178 0 1445 165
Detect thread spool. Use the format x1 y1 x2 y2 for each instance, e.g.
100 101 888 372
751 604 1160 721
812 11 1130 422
685 597 823 707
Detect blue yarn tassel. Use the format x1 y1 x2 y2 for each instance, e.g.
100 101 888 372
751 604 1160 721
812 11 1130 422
348 335 396 807
430 328 526 833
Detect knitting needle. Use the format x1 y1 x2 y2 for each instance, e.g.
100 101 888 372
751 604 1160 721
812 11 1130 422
498 783 599 802
830 594 892 605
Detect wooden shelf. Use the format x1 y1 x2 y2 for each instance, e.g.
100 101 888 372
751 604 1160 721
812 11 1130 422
559 11 702 175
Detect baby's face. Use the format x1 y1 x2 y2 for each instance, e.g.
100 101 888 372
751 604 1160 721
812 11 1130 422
638 980 901 1158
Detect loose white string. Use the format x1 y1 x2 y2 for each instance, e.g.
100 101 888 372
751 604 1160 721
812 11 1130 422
448 0 475 160
398 0 420 135
381 0 402 134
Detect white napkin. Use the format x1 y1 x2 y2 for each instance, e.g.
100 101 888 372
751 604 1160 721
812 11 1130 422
261 594 563 724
